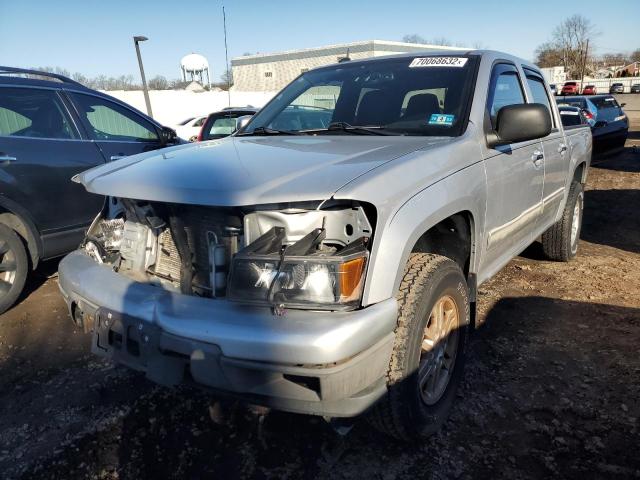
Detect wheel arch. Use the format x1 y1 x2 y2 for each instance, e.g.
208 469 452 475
573 161 588 185
362 167 485 307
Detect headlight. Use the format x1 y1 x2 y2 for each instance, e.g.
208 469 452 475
227 227 368 311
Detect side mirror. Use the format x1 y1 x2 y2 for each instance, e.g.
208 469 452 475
160 126 178 146
620 103 626 108
487 103 552 148
234 115 253 133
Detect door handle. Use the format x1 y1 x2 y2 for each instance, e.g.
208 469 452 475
110 155 125 161
558 144 567 154
0 154 17 165
532 150 544 168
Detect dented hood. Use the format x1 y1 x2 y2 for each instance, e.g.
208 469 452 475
77 135 449 206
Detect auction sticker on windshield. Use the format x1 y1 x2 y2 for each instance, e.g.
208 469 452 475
410 57 468 68
428 114 455 126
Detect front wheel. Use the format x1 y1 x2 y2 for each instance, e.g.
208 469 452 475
0 224 29 314
542 181 584 262
368 253 469 440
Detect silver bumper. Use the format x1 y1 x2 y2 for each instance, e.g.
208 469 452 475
58 251 398 416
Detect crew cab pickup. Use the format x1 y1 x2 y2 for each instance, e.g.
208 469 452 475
58 50 591 440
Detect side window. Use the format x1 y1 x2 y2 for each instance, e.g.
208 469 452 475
193 117 206 127
0 87 77 139
524 70 554 127
487 64 525 128
70 93 158 142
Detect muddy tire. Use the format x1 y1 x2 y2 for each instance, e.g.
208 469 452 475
368 253 469 440
542 181 584 262
0 224 28 314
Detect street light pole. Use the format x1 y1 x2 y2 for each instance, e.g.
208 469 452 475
133 35 153 118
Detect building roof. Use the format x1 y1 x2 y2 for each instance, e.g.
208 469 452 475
231 39 467 66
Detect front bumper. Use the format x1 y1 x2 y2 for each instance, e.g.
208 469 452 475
58 251 398 417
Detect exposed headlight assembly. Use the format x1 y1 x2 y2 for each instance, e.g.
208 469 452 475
227 227 368 311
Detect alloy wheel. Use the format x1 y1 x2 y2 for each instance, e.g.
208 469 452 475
418 294 460 405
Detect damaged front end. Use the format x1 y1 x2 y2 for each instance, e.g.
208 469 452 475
81 197 374 312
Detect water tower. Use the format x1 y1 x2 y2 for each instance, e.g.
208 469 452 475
180 53 211 87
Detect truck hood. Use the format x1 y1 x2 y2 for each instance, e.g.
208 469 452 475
78 135 451 206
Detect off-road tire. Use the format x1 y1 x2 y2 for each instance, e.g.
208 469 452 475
368 253 469 440
0 224 28 315
541 181 584 262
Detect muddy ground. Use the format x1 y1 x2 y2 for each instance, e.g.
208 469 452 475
1 96 639 479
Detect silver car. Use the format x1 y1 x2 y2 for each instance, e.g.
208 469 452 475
59 50 591 439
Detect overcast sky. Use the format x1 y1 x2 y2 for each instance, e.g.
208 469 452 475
1 0 638 81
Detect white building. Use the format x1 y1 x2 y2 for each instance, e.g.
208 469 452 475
539 66 566 85
231 40 467 91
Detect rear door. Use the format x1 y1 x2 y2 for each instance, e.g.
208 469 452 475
0 86 106 256
480 63 545 277
66 91 165 162
523 68 568 231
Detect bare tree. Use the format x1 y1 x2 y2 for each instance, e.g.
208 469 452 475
402 34 427 44
220 68 233 88
551 14 598 77
631 49 640 63
534 42 565 68
431 37 453 47
148 75 169 90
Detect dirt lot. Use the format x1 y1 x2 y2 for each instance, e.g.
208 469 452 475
1 95 639 479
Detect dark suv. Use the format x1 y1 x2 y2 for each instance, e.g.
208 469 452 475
0 67 179 313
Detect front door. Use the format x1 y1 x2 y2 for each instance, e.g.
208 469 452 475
67 91 165 163
0 87 106 255
479 63 545 281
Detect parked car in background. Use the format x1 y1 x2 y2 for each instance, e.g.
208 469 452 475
549 83 558 95
558 106 590 128
561 81 580 95
557 94 628 151
631 84 640 93
589 95 628 150
609 83 624 94
197 107 258 141
59 50 591 440
174 116 208 142
582 85 597 95
556 95 597 125
0 66 180 314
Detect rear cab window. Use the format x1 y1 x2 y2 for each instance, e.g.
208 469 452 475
523 68 555 128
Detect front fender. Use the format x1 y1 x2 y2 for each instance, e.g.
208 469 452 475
362 161 487 306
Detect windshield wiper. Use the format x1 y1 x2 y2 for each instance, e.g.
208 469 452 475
326 122 396 136
241 126 304 136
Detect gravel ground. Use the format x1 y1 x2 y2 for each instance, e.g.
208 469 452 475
1 95 639 479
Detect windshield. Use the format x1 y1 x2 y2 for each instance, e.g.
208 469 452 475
591 96 620 109
242 55 477 136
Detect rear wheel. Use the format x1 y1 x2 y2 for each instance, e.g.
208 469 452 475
0 224 28 314
368 253 469 440
542 181 584 262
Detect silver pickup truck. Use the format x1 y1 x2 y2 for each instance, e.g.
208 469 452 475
58 50 591 440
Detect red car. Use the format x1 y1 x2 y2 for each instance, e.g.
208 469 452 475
582 85 597 95
561 81 580 95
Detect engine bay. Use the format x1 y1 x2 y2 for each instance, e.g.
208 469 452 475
83 198 373 309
